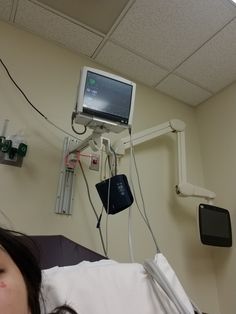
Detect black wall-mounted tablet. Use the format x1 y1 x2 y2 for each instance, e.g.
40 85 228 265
198 204 232 247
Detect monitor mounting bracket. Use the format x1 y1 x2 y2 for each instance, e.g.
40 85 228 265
115 119 215 201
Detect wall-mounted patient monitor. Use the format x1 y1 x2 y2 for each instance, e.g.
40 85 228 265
198 203 232 247
74 66 136 133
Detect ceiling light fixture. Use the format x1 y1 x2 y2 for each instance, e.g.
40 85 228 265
229 0 236 4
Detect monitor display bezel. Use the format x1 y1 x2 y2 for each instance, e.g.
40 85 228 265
198 203 232 247
75 66 136 133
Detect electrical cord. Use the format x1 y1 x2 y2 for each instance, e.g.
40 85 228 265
110 145 118 175
71 111 87 135
132 145 160 252
106 147 117 177
128 205 135 262
0 58 81 141
128 128 135 262
105 176 111 255
128 128 160 253
78 160 107 257
107 155 113 176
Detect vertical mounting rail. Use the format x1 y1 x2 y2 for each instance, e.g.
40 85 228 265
55 137 78 215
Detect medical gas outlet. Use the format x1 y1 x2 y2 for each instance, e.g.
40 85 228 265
0 135 27 167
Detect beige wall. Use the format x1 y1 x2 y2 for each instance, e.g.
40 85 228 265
196 83 236 314
0 21 220 314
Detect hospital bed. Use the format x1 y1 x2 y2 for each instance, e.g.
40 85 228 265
29 235 203 314
31 235 105 269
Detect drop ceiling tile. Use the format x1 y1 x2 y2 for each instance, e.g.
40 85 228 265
0 0 12 21
111 0 236 69
15 0 103 56
176 19 236 93
95 41 168 86
32 0 130 34
156 74 212 106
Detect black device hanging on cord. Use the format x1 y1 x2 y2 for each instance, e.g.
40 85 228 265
95 174 134 215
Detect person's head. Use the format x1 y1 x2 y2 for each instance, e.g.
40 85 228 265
0 227 77 314
0 227 42 314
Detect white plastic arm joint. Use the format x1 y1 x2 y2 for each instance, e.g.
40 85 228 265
176 183 216 200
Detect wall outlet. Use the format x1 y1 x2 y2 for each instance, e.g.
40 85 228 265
89 155 99 171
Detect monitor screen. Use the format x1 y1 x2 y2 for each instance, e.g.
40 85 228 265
75 67 136 133
199 204 232 247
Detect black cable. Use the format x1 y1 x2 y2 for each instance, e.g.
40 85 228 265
71 111 87 135
0 58 81 140
96 213 103 228
78 160 107 257
1 57 108 253
0 58 47 119
71 122 87 135
96 206 105 229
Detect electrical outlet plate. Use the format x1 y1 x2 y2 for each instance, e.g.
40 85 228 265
89 154 100 171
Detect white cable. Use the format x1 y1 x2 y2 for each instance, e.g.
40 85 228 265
129 130 160 253
144 259 193 314
105 170 111 255
128 206 135 263
128 140 135 262
99 146 104 182
78 161 107 257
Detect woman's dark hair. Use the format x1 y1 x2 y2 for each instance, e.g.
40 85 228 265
0 227 42 314
0 227 77 314
50 305 77 314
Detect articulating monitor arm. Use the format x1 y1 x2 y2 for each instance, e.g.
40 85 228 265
116 119 215 201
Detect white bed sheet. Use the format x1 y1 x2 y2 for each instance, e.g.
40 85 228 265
41 255 194 314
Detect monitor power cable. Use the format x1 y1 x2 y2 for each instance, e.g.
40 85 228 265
0 58 81 141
